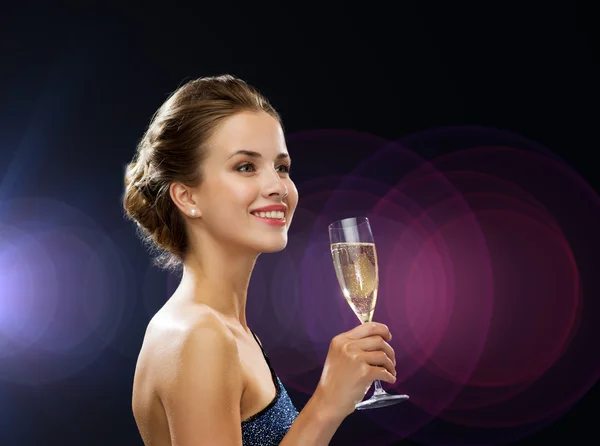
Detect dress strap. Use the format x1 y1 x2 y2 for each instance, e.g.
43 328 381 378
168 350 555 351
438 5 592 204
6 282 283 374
250 329 265 352
249 330 278 380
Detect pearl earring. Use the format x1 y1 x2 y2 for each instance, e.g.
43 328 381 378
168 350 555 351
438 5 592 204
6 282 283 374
190 209 197 217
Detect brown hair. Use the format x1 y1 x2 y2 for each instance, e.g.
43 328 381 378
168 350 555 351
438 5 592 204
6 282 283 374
122 75 281 270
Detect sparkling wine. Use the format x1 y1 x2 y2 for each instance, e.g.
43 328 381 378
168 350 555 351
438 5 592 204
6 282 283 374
330 242 378 323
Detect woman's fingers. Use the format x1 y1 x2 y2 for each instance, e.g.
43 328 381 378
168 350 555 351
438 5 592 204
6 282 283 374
355 335 395 365
361 350 396 377
346 322 392 342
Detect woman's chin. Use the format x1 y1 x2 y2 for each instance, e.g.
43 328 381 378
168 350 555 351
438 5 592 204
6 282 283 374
254 238 288 254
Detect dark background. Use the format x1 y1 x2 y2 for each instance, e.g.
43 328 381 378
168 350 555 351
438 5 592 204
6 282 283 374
0 2 598 445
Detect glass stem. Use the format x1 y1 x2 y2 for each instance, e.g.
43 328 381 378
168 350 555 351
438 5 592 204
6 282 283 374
373 380 386 396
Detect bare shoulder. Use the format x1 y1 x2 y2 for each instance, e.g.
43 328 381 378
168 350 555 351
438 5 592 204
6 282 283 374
172 308 239 365
135 304 245 444
144 305 241 388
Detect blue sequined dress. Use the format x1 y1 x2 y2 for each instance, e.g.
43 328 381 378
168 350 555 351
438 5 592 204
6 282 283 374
241 331 299 445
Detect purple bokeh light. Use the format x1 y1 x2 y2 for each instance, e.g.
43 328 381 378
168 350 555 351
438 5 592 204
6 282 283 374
0 198 129 384
252 127 600 445
0 224 59 359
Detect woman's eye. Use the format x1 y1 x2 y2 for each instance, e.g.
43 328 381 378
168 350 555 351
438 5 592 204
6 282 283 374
237 163 255 172
277 164 291 174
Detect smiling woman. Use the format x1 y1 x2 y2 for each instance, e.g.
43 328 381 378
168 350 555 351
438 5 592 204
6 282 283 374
122 76 289 270
122 75 398 445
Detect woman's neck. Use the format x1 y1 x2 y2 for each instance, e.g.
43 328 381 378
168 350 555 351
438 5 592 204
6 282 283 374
177 239 259 329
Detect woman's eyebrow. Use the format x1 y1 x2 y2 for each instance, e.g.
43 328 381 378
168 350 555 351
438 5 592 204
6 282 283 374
228 149 290 161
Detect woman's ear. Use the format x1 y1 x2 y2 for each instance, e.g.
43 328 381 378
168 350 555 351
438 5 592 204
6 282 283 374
170 182 202 218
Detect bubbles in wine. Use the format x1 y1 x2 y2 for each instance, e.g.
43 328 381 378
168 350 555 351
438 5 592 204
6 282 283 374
330 242 379 323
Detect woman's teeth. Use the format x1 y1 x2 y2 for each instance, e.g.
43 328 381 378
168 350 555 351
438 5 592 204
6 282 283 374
252 211 285 219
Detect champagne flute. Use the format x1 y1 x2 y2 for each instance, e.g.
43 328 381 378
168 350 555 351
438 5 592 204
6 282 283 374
329 216 409 410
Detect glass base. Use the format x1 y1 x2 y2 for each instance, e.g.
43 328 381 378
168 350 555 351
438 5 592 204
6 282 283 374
355 392 409 410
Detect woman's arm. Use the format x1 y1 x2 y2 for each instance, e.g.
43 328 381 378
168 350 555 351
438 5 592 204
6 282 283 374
280 387 346 445
282 322 397 445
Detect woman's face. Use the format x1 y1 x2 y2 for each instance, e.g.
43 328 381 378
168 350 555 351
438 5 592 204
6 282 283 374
192 110 298 254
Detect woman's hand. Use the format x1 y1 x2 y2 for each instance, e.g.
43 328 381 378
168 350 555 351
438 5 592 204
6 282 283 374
314 322 397 420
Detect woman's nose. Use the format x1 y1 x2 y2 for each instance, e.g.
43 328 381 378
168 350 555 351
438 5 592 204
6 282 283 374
262 171 288 199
